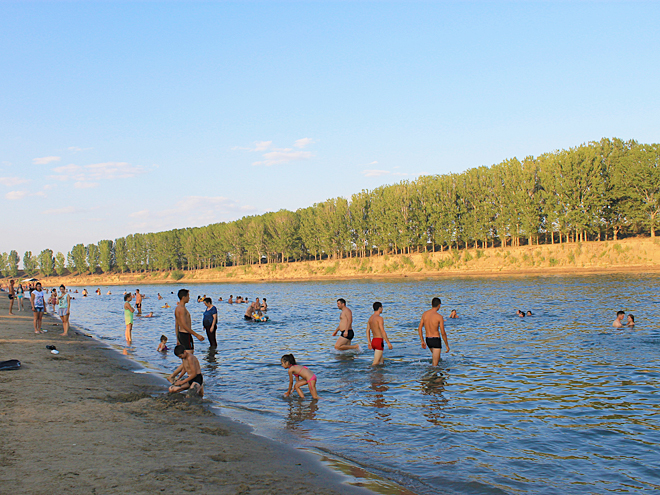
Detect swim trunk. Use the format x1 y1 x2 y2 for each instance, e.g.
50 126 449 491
371 338 384 350
244 315 252 321
426 337 442 349
57 308 68 317
34 306 44 313
190 374 204 386
341 329 354 340
136 303 141 309
178 332 194 351
8 294 14 300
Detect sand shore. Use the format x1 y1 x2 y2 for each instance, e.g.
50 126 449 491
0 297 366 495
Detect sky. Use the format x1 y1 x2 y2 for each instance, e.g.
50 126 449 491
1 1 659 257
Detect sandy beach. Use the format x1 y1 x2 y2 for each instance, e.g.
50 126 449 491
0 296 366 495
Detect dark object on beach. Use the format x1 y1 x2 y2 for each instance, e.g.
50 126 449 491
0 359 21 371
46 345 57 351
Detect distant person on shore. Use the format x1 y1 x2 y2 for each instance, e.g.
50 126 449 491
135 289 143 315
31 282 46 334
613 311 625 328
168 345 204 397
157 335 168 352
366 302 392 366
418 297 450 366
158 293 163 300
202 297 218 348
449 309 458 319
332 298 360 351
7 279 15 315
16 284 24 311
57 284 72 336
228 295 234 304
175 289 204 353
82 289 88 297
124 293 135 343
281 354 319 400
627 314 635 327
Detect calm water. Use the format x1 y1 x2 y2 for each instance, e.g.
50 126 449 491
65 275 660 494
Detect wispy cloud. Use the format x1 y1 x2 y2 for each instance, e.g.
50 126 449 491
49 161 145 187
33 156 61 165
43 206 78 215
6 190 28 200
235 139 317 166
362 169 390 177
68 146 93 153
0 177 29 187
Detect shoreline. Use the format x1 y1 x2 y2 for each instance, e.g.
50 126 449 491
0 297 379 495
9 238 660 287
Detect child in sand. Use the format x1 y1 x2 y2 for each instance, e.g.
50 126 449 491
157 335 168 352
281 354 319 399
124 293 135 343
168 345 204 396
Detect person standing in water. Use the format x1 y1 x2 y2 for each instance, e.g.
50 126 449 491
332 298 360 351
367 301 393 366
418 297 450 366
135 289 143 315
57 284 72 336
202 297 218 348
124 293 135 343
175 289 204 353
613 311 625 327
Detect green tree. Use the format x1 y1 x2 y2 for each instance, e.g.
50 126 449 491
618 143 660 237
0 253 8 277
70 244 88 274
38 249 55 277
55 252 67 276
87 244 100 274
23 251 37 275
114 238 128 273
98 240 114 273
8 251 19 277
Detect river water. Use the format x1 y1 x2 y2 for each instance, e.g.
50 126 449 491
65 275 660 494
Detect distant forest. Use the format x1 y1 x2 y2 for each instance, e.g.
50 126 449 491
2 137 659 278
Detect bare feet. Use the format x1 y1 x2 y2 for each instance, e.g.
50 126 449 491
60 333 68 337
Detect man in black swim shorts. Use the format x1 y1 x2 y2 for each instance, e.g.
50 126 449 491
332 298 360 351
418 297 450 366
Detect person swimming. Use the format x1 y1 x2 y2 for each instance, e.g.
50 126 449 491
449 309 458 318
281 354 319 400
627 314 635 327
157 335 168 352
613 311 625 327
162 303 171 308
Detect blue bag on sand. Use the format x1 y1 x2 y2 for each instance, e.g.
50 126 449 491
0 359 21 371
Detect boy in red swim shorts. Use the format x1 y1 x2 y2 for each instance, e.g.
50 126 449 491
366 301 393 366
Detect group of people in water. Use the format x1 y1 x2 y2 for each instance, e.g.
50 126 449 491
159 288 451 400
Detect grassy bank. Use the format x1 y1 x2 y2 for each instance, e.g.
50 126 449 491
11 237 660 287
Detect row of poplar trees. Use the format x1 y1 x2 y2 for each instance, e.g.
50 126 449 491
2 138 659 277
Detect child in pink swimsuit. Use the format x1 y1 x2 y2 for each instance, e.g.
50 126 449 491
281 354 319 400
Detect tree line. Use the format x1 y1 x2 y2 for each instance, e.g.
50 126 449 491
1 137 659 277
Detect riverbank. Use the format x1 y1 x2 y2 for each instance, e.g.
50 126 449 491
10 237 660 287
0 298 367 495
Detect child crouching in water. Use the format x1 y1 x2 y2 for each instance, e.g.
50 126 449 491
156 335 168 352
281 354 319 400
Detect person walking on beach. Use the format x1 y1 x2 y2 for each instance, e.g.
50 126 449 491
16 283 25 311
613 311 625 327
8 279 15 315
202 297 218 348
332 298 360 351
124 293 135 343
135 289 143 315
175 289 204 353
57 284 72 336
367 302 393 366
418 297 450 366
30 282 46 334
168 345 204 397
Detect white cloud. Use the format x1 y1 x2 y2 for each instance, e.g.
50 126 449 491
130 209 150 218
43 184 57 190
67 146 93 153
294 138 315 149
0 177 29 187
253 150 314 167
43 206 78 215
74 181 99 189
49 161 145 183
33 156 61 165
6 190 28 200
362 169 391 177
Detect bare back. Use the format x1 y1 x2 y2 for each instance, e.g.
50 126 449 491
421 308 443 338
367 313 384 339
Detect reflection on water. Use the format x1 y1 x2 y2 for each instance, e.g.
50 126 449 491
68 275 660 494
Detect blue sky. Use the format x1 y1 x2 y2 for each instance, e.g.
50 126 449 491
1 1 659 256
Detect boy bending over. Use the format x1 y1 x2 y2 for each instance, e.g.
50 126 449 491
168 345 204 397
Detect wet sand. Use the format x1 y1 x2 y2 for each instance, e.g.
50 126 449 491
0 297 366 495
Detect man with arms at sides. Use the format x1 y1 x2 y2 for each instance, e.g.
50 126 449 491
332 298 360 351
175 289 204 353
367 301 393 365
418 297 450 366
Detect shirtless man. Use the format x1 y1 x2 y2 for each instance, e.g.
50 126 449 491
612 311 625 327
332 298 360 351
367 302 393 365
418 297 450 366
168 345 204 397
8 279 15 315
135 289 143 315
244 300 258 320
175 289 204 353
